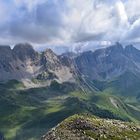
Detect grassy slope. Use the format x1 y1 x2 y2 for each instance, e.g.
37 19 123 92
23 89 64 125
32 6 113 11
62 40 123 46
0 81 121 140
43 114 140 140
0 81 79 140
1 75 140 140
91 71 140 122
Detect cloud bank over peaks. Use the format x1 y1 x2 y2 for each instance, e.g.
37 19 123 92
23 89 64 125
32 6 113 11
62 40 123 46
0 0 140 49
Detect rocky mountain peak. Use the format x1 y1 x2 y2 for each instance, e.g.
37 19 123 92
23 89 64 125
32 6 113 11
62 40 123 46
42 48 60 65
74 43 140 81
13 43 34 51
0 45 11 51
13 43 38 61
1 42 140 85
44 48 55 53
124 44 140 62
0 45 12 55
125 44 139 53
43 48 58 59
0 45 13 61
106 42 123 54
0 43 74 83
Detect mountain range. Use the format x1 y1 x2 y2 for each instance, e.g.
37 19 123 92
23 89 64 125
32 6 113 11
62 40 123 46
75 42 140 81
1 42 140 85
0 43 74 87
0 42 140 140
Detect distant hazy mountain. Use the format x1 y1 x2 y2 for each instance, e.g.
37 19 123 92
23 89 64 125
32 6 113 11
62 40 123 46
1 42 140 90
75 42 140 81
1 42 140 83
74 42 140 101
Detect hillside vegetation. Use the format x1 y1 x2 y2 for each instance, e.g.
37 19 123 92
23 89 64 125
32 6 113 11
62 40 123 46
42 114 140 140
0 80 140 140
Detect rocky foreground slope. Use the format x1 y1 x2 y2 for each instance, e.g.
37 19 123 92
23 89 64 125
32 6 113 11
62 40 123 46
42 114 140 140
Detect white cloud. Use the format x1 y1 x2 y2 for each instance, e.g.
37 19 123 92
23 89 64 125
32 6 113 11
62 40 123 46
0 0 140 46
124 0 140 22
115 1 129 28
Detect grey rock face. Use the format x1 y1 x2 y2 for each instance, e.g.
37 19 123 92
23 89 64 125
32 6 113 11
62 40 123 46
13 43 38 61
0 43 74 85
0 46 14 72
41 48 62 70
74 43 140 81
0 42 140 85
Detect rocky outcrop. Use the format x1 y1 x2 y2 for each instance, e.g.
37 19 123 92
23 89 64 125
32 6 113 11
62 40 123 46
42 114 140 140
0 43 74 86
1 42 140 86
13 43 39 61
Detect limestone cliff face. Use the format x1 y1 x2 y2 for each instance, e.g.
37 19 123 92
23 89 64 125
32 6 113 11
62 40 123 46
0 43 74 86
1 42 140 86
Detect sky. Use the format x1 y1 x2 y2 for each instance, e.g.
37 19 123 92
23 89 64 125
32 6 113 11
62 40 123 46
0 0 140 50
